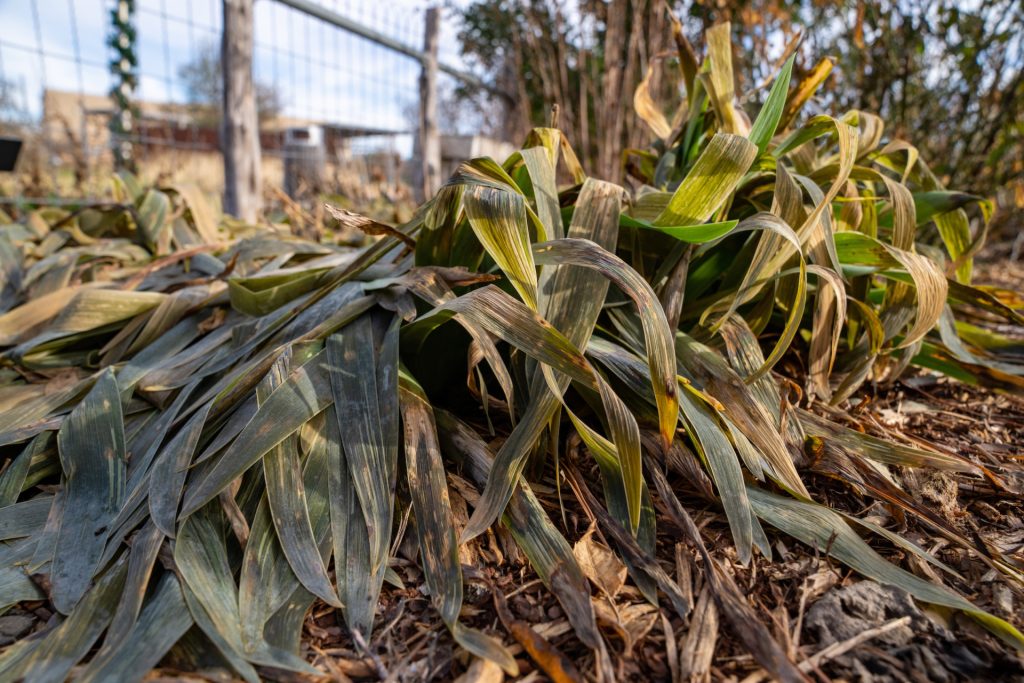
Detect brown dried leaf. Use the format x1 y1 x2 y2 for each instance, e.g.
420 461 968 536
492 584 584 683
678 585 719 679
592 597 659 654
324 203 416 249
453 658 505 683
573 525 627 599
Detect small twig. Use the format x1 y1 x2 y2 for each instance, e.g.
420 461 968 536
819 532 842 581
798 616 911 672
376 598 408 642
351 628 389 680
790 575 811 655
740 616 911 683
503 577 544 600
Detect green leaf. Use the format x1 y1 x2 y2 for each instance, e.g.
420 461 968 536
238 411 332 652
229 268 329 316
326 314 400 578
435 408 603 653
934 209 974 283
463 186 539 309
79 574 193 683
400 370 517 675
325 401 378 637
911 191 981 226
434 285 644 535
652 133 757 227
399 370 461 625
51 369 126 614
179 350 332 518
261 350 340 608
748 54 796 154
0 433 47 505
264 412 334 653
532 237 679 447
0 496 51 541
677 384 754 563
675 333 808 498
175 507 316 676
2 556 128 683
136 189 171 252
621 215 739 243
103 521 164 647
149 402 212 537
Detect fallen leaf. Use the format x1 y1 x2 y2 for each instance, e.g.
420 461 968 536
592 597 659 654
492 582 584 683
573 525 627 598
679 585 719 678
454 658 505 683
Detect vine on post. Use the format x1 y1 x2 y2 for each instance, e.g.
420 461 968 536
108 0 138 171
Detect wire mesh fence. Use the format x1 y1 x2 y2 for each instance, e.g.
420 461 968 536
0 0 509 210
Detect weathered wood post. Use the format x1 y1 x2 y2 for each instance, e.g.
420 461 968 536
418 7 441 201
222 0 262 222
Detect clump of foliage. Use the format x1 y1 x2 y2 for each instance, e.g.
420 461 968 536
0 21 1022 682
457 0 1024 195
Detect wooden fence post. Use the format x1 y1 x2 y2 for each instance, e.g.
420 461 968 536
222 0 262 222
419 7 441 201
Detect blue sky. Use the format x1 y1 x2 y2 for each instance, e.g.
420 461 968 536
0 0 472 153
